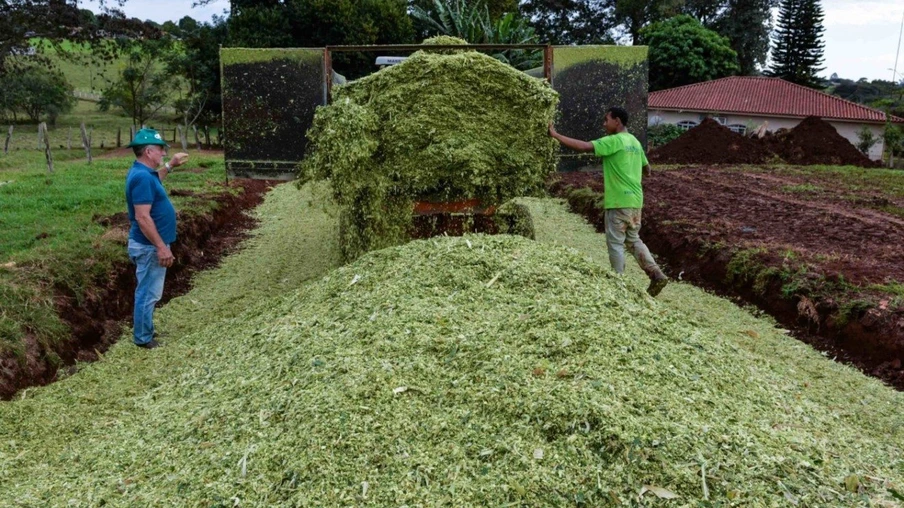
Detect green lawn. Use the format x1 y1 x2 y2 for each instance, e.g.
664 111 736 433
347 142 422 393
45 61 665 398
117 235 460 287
0 150 230 357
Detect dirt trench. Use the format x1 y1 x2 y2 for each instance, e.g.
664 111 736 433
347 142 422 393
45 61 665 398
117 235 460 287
550 169 904 390
0 179 277 400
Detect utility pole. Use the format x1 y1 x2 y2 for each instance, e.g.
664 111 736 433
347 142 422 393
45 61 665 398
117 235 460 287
895 9 904 85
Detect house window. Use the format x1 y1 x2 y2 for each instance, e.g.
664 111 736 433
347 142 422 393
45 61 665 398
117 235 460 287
676 121 698 131
727 124 747 135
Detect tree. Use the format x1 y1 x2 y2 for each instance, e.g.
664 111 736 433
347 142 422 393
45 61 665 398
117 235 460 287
0 0 156 78
410 0 518 38
640 15 739 91
226 0 415 79
682 0 724 24
412 0 517 19
614 0 683 44
164 16 228 134
768 0 825 88
712 0 777 75
16 67 75 124
411 0 542 69
99 40 172 126
0 66 74 124
674 0 778 75
519 0 616 45
883 123 903 168
0 72 26 121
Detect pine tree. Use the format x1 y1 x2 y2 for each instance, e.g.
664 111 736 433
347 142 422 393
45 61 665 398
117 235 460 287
768 0 825 88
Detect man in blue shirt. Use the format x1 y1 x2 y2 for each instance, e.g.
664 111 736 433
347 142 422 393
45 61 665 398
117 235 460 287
125 128 188 349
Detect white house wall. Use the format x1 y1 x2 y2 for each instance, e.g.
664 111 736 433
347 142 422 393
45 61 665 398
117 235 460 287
649 109 885 161
829 122 884 161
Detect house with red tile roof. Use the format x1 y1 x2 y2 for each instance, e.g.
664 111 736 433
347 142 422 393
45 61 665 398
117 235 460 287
648 76 902 161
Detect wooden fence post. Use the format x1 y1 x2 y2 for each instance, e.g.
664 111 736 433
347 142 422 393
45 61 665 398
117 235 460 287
173 127 177 143
40 123 54 173
203 126 210 148
193 125 201 150
178 125 188 150
130 125 136 141
117 127 121 148
4 125 12 154
80 122 92 164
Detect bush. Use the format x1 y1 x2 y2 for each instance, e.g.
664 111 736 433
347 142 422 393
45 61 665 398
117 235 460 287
856 126 879 155
647 123 684 148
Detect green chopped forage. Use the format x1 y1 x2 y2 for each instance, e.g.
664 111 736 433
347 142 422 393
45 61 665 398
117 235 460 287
420 35 472 54
1 189 903 506
300 39 559 260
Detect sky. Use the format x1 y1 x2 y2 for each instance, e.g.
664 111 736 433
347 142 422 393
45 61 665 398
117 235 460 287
78 0 904 83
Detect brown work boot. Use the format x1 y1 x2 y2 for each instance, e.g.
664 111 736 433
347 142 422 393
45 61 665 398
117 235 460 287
646 272 668 297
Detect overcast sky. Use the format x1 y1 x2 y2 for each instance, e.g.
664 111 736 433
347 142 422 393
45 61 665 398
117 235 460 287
78 0 904 82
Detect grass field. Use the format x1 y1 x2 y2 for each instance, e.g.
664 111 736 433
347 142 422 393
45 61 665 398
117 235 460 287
0 150 231 357
0 183 901 505
2 99 212 153
2 40 211 154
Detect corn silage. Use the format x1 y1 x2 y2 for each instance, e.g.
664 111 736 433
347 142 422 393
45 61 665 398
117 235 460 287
3 234 904 505
299 38 559 260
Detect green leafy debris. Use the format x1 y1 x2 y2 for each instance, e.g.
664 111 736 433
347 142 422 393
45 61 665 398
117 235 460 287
1 189 903 505
299 38 559 260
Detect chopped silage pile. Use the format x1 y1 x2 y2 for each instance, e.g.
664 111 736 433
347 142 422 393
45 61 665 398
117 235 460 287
2 233 903 506
299 37 559 260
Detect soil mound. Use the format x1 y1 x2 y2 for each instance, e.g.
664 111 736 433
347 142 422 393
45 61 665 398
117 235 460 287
649 118 773 164
760 116 878 167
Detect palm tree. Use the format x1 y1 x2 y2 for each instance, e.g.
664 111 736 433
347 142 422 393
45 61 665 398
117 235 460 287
410 0 542 70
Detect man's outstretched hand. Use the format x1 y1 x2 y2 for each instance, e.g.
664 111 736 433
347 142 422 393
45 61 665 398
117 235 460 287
169 152 189 168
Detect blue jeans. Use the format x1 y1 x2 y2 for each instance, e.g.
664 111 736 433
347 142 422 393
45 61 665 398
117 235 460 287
128 239 167 345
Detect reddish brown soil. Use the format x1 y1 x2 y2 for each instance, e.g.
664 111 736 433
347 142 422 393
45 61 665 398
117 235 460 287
0 178 277 399
759 116 879 168
649 118 775 165
550 168 904 389
96 148 226 160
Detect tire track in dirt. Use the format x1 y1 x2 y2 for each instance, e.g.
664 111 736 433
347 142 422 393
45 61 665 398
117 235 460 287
676 170 904 229
658 169 904 285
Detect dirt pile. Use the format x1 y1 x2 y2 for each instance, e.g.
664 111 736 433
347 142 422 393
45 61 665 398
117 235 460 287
649 118 774 164
759 116 878 167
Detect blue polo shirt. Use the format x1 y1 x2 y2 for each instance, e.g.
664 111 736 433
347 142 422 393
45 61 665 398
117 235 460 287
125 161 177 245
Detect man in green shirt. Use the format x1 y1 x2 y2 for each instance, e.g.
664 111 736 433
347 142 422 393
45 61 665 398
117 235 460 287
549 106 668 297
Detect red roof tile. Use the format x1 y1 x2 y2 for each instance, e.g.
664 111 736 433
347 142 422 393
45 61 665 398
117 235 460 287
649 76 903 124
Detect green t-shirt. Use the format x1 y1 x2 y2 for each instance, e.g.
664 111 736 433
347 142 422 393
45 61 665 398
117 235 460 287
591 132 648 209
